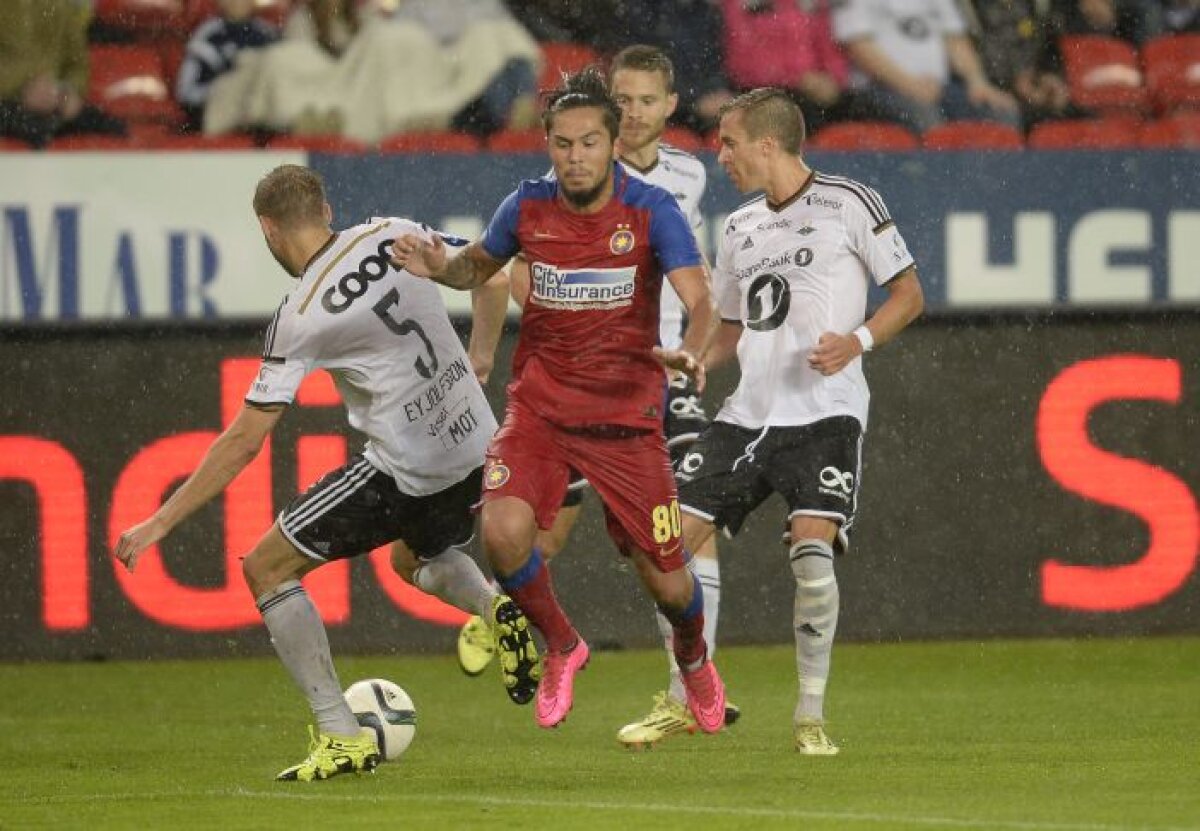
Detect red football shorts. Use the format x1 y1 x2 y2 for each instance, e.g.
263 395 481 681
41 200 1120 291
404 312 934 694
481 400 685 571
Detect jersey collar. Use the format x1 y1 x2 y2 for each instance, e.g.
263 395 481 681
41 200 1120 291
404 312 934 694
303 232 339 276
766 169 816 213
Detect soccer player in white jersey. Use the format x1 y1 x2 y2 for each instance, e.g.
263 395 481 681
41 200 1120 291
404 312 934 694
453 45 739 746
679 88 924 754
113 164 539 782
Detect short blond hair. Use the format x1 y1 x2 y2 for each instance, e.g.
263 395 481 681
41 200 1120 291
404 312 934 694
253 164 327 228
719 87 806 153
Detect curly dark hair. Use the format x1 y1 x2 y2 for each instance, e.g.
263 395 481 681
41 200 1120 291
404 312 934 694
542 65 621 139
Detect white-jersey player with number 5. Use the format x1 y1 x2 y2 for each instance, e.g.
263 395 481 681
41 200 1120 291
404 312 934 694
114 164 539 783
678 89 924 755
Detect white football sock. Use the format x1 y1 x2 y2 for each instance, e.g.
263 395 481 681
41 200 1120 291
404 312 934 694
257 579 360 737
413 547 497 617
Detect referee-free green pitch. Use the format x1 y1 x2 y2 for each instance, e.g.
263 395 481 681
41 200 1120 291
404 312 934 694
2 638 1196 831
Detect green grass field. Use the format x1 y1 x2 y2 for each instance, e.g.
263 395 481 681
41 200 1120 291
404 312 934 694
2 637 1197 831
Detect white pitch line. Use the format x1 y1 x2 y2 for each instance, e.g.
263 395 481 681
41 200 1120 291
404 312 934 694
8 788 1198 831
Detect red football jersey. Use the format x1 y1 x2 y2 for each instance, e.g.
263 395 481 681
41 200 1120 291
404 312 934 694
481 163 702 430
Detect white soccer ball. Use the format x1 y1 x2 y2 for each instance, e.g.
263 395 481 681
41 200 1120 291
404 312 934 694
344 678 416 761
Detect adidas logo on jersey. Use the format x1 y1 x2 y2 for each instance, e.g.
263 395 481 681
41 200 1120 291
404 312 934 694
741 236 755 250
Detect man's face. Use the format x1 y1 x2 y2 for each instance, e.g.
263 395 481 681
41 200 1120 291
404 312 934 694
611 68 677 156
717 110 767 193
547 106 617 209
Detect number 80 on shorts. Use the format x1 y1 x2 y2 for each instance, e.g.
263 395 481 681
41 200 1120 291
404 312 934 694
651 499 683 544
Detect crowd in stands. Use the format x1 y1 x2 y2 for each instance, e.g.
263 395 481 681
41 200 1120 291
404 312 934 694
1 0 1198 151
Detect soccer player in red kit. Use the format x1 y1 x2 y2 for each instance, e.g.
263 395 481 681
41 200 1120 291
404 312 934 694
390 67 727 732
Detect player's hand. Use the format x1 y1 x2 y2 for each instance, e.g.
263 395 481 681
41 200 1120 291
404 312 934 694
468 348 494 385
653 346 706 393
807 331 862 376
389 233 446 278
114 516 169 573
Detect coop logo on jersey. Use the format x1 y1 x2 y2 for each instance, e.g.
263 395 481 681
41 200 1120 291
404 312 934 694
609 225 635 255
484 459 510 489
530 262 636 310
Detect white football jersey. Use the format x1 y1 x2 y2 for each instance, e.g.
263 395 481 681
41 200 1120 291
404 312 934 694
712 172 915 430
246 217 497 495
621 145 707 349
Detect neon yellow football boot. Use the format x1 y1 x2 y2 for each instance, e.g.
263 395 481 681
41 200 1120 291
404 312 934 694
276 726 381 782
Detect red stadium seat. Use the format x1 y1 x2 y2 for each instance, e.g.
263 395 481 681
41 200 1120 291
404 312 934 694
808 121 919 151
87 45 182 124
46 135 138 151
0 137 33 151
538 42 602 91
1027 118 1140 149
1142 34 1200 114
92 0 186 39
1059 35 1148 114
922 120 1024 150
661 126 706 152
147 132 260 150
487 128 546 153
1138 113 1200 147
265 134 371 153
378 131 483 154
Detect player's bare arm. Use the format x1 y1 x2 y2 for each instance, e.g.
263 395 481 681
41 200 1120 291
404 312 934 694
704 320 744 373
654 263 718 391
468 270 511 384
113 403 285 572
808 267 925 376
390 236 506 291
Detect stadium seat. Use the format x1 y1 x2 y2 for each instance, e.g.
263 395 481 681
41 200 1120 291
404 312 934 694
46 134 139 151
661 126 706 152
0 138 32 152
1142 34 1200 114
538 42 602 91
87 44 182 124
147 132 259 150
92 0 186 39
1059 35 1148 113
1138 113 1200 148
922 120 1024 150
265 134 371 153
378 131 483 154
487 128 546 153
1026 118 1139 149
808 121 919 151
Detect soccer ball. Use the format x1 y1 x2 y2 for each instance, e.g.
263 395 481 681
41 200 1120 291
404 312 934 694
344 678 417 761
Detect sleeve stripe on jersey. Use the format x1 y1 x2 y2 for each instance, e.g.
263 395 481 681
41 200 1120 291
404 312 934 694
262 355 286 364
262 301 284 358
873 219 895 235
815 175 889 227
298 220 390 315
883 263 917 285
815 173 889 220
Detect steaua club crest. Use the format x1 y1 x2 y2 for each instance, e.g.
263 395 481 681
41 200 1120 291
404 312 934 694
484 460 510 490
609 224 635 255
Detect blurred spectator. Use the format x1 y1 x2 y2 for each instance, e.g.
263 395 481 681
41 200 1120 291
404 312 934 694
1162 0 1199 34
0 0 126 148
833 0 1021 133
205 0 541 141
506 0 734 131
1050 0 1163 45
967 0 1074 126
723 0 852 134
175 0 280 133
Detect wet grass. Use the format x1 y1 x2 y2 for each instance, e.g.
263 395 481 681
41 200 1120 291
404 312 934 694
1 637 1197 830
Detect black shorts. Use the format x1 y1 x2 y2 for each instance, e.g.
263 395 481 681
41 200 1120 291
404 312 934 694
676 416 863 550
278 455 482 562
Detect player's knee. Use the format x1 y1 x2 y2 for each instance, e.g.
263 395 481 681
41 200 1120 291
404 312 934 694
242 548 278 598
